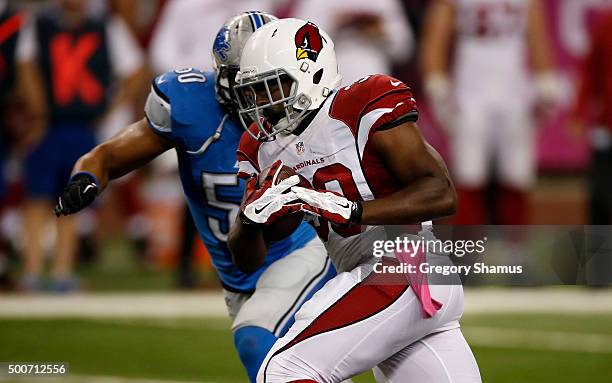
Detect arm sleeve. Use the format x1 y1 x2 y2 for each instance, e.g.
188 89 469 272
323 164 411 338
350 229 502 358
351 77 419 157
236 155 259 179
369 91 419 131
144 79 172 140
236 129 262 179
332 75 419 137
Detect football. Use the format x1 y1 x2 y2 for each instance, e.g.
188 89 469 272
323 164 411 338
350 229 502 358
258 164 308 242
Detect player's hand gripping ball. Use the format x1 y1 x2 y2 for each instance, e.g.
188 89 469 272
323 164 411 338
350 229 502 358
241 160 309 241
291 186 363 227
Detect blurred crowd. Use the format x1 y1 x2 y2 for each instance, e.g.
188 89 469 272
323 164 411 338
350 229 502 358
0 0 611 292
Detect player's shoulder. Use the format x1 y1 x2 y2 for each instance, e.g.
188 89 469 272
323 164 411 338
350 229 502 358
152 67 213 103
329 74 417 131
145 68 215 138
333 74 411 106
330 74 413 118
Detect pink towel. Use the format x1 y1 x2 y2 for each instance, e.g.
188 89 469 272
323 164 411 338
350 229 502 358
396 247 442 318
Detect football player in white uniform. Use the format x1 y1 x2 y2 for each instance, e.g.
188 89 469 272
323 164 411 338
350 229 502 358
421 0 559 224
228 18 481 383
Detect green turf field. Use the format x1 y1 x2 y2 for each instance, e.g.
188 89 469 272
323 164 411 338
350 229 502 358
1 313 611 383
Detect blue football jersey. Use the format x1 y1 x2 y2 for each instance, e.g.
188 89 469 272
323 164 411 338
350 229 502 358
145 68 316 293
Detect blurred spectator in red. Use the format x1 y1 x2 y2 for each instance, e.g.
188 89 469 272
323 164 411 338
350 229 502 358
16 0 146 292
570 10 612 225
282 0 414 84
0 0 26 289
421 0 561 225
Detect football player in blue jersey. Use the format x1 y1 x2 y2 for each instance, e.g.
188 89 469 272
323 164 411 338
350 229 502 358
53 12 335 382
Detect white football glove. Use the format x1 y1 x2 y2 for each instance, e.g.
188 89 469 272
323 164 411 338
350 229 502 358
242 175 302 225
291 186 362 226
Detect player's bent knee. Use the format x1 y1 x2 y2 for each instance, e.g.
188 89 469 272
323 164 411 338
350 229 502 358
234 326 277 382
259 353 319 383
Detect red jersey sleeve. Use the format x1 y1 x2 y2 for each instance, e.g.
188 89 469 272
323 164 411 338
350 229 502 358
329 74 419 138
236 124 262 179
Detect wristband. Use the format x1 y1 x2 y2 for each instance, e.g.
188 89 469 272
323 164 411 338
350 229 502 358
349 201 363 226
70 172 100 188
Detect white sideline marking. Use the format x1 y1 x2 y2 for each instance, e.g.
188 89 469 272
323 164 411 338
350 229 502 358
463 326 612 354
464 288 612 314
0 288 611 318
89 318 231 331
0 292 227 318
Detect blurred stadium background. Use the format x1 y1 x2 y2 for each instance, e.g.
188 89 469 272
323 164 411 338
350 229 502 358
0 0 611 382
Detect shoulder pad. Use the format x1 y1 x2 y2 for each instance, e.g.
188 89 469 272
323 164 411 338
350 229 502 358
330 74 418 134
152 68 209 96
145 69 213 137
145 80 172 137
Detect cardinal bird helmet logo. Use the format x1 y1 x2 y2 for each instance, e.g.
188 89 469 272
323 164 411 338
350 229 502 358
294 22 325 62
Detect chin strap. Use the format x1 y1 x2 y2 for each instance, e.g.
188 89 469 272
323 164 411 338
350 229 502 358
186 114 228 155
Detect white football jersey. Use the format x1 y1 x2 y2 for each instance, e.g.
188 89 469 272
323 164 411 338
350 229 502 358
451 0 530 99
238 75 419 272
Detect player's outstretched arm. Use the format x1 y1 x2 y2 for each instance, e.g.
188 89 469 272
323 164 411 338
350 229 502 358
54 118 173 216
361 121 457 225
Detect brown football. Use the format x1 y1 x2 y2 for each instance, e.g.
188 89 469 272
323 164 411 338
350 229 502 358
258 164 308 242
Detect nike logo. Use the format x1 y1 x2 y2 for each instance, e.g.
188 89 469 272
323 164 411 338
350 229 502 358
337 201 350 209
83 184 97 194
254 201 273 215
390 80 402 87
157 76 166 84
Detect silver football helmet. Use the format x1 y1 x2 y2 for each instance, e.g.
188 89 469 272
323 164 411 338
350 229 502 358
212 11 278 115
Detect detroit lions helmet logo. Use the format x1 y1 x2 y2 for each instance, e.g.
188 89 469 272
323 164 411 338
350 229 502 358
213 26 232 62
295 22 324 62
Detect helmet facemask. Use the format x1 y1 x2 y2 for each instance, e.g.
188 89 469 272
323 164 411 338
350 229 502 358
234 69 312 142
214 64 241 118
